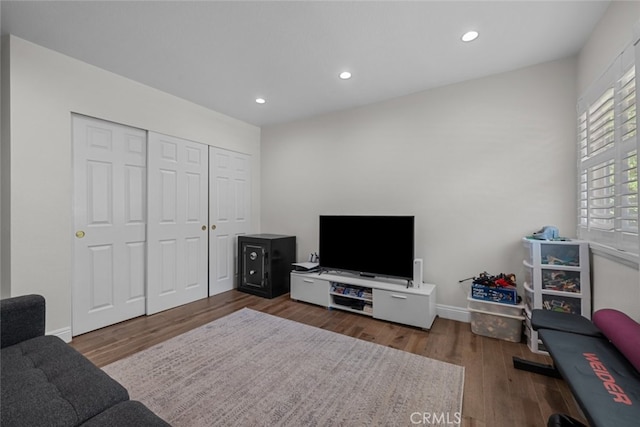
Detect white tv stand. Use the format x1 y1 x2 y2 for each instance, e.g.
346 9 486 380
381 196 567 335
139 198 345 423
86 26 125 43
290 271 437 329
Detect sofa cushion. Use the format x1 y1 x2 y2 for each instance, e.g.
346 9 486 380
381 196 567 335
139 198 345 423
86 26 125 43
1 335 129 426
0 294 45 348
81 401 171 426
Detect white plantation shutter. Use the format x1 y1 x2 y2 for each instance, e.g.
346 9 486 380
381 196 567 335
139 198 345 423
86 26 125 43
620 149 637 234
618 66 638 244
589 159 615 232
577 43 639 254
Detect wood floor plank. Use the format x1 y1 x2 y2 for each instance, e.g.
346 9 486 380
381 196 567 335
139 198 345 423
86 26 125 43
481 336 515 427
500 340 547 427
462 416 486 427
70 290 585 427
459 322 484 426
422 315 456 363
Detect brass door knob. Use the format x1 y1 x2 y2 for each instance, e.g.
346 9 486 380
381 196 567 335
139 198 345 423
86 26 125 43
202 225 207 231
211 225 217 230
75 231 85 238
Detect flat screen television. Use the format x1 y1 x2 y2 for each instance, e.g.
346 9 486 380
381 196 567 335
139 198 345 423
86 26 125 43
319 215 415 281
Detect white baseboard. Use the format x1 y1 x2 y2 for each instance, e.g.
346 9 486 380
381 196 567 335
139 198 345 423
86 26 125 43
48 327 72 343
436 304 470 323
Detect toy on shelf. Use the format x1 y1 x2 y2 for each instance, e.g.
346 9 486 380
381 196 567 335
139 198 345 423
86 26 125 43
526 225 570 241
460 271 521 305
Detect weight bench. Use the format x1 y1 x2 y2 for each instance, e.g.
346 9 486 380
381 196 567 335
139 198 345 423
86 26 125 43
513 309 640 427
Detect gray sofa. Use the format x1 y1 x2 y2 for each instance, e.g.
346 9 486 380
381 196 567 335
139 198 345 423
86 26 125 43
1 294 170 426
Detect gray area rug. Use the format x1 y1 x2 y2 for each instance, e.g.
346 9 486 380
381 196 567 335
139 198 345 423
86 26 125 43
103 308 464 426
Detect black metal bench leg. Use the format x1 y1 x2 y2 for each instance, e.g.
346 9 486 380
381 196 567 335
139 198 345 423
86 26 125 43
547 413 587 427
512 356 562 378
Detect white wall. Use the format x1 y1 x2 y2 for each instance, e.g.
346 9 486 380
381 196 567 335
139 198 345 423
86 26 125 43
0 0 3 298
577 1 640 320
261 57 578 317
0 36 8 299
4 36 261 335
591 255 639 319
577 1 640 95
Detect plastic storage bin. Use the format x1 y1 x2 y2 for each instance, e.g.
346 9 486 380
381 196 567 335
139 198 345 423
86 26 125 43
540 244 581 266
467 296 524 317
541 269 581 292
542 294 581 314
468 305 524 342
522 239 582 267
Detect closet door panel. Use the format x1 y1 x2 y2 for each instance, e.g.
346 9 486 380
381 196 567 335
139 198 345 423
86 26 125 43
147 132 208 314
209 148 252 295
72 115 146 336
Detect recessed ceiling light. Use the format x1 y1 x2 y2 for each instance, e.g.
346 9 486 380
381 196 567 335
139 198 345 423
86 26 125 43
255 98 266 104
461 30 479 42
339 71 352 80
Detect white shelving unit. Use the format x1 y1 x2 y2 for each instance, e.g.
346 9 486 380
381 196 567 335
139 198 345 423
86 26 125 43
290 271 437 329
521 237 591 354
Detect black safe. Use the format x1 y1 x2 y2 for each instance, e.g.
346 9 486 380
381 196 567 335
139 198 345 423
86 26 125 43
237 234 296 299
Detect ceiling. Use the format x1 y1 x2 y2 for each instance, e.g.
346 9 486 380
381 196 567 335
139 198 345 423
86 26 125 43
1 1 610 127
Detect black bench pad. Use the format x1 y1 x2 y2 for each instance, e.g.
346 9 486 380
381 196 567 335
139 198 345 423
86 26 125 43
539 329 640 427
531 310 602 337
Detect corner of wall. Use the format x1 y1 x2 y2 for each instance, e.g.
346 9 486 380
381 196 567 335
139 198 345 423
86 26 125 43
577 0 640 94
1 34 11 298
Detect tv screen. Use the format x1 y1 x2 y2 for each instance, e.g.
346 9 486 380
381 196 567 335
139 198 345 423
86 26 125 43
319 215 415 280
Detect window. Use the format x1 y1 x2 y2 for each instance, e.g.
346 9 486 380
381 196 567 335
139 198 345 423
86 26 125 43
577 46 638 254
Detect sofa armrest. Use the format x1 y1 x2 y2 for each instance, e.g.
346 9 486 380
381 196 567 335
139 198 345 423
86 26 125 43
1 294 45 348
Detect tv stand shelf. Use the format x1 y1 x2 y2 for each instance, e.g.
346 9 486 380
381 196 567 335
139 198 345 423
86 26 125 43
330 283 374 315
291 271 437 329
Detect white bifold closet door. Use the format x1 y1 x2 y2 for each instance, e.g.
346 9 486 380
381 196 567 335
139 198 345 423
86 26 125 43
147 132 209 315
72 115 147 336
209 147 252 296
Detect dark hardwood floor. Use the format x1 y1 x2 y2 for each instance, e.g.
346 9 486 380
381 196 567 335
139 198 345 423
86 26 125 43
70 290 586 427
